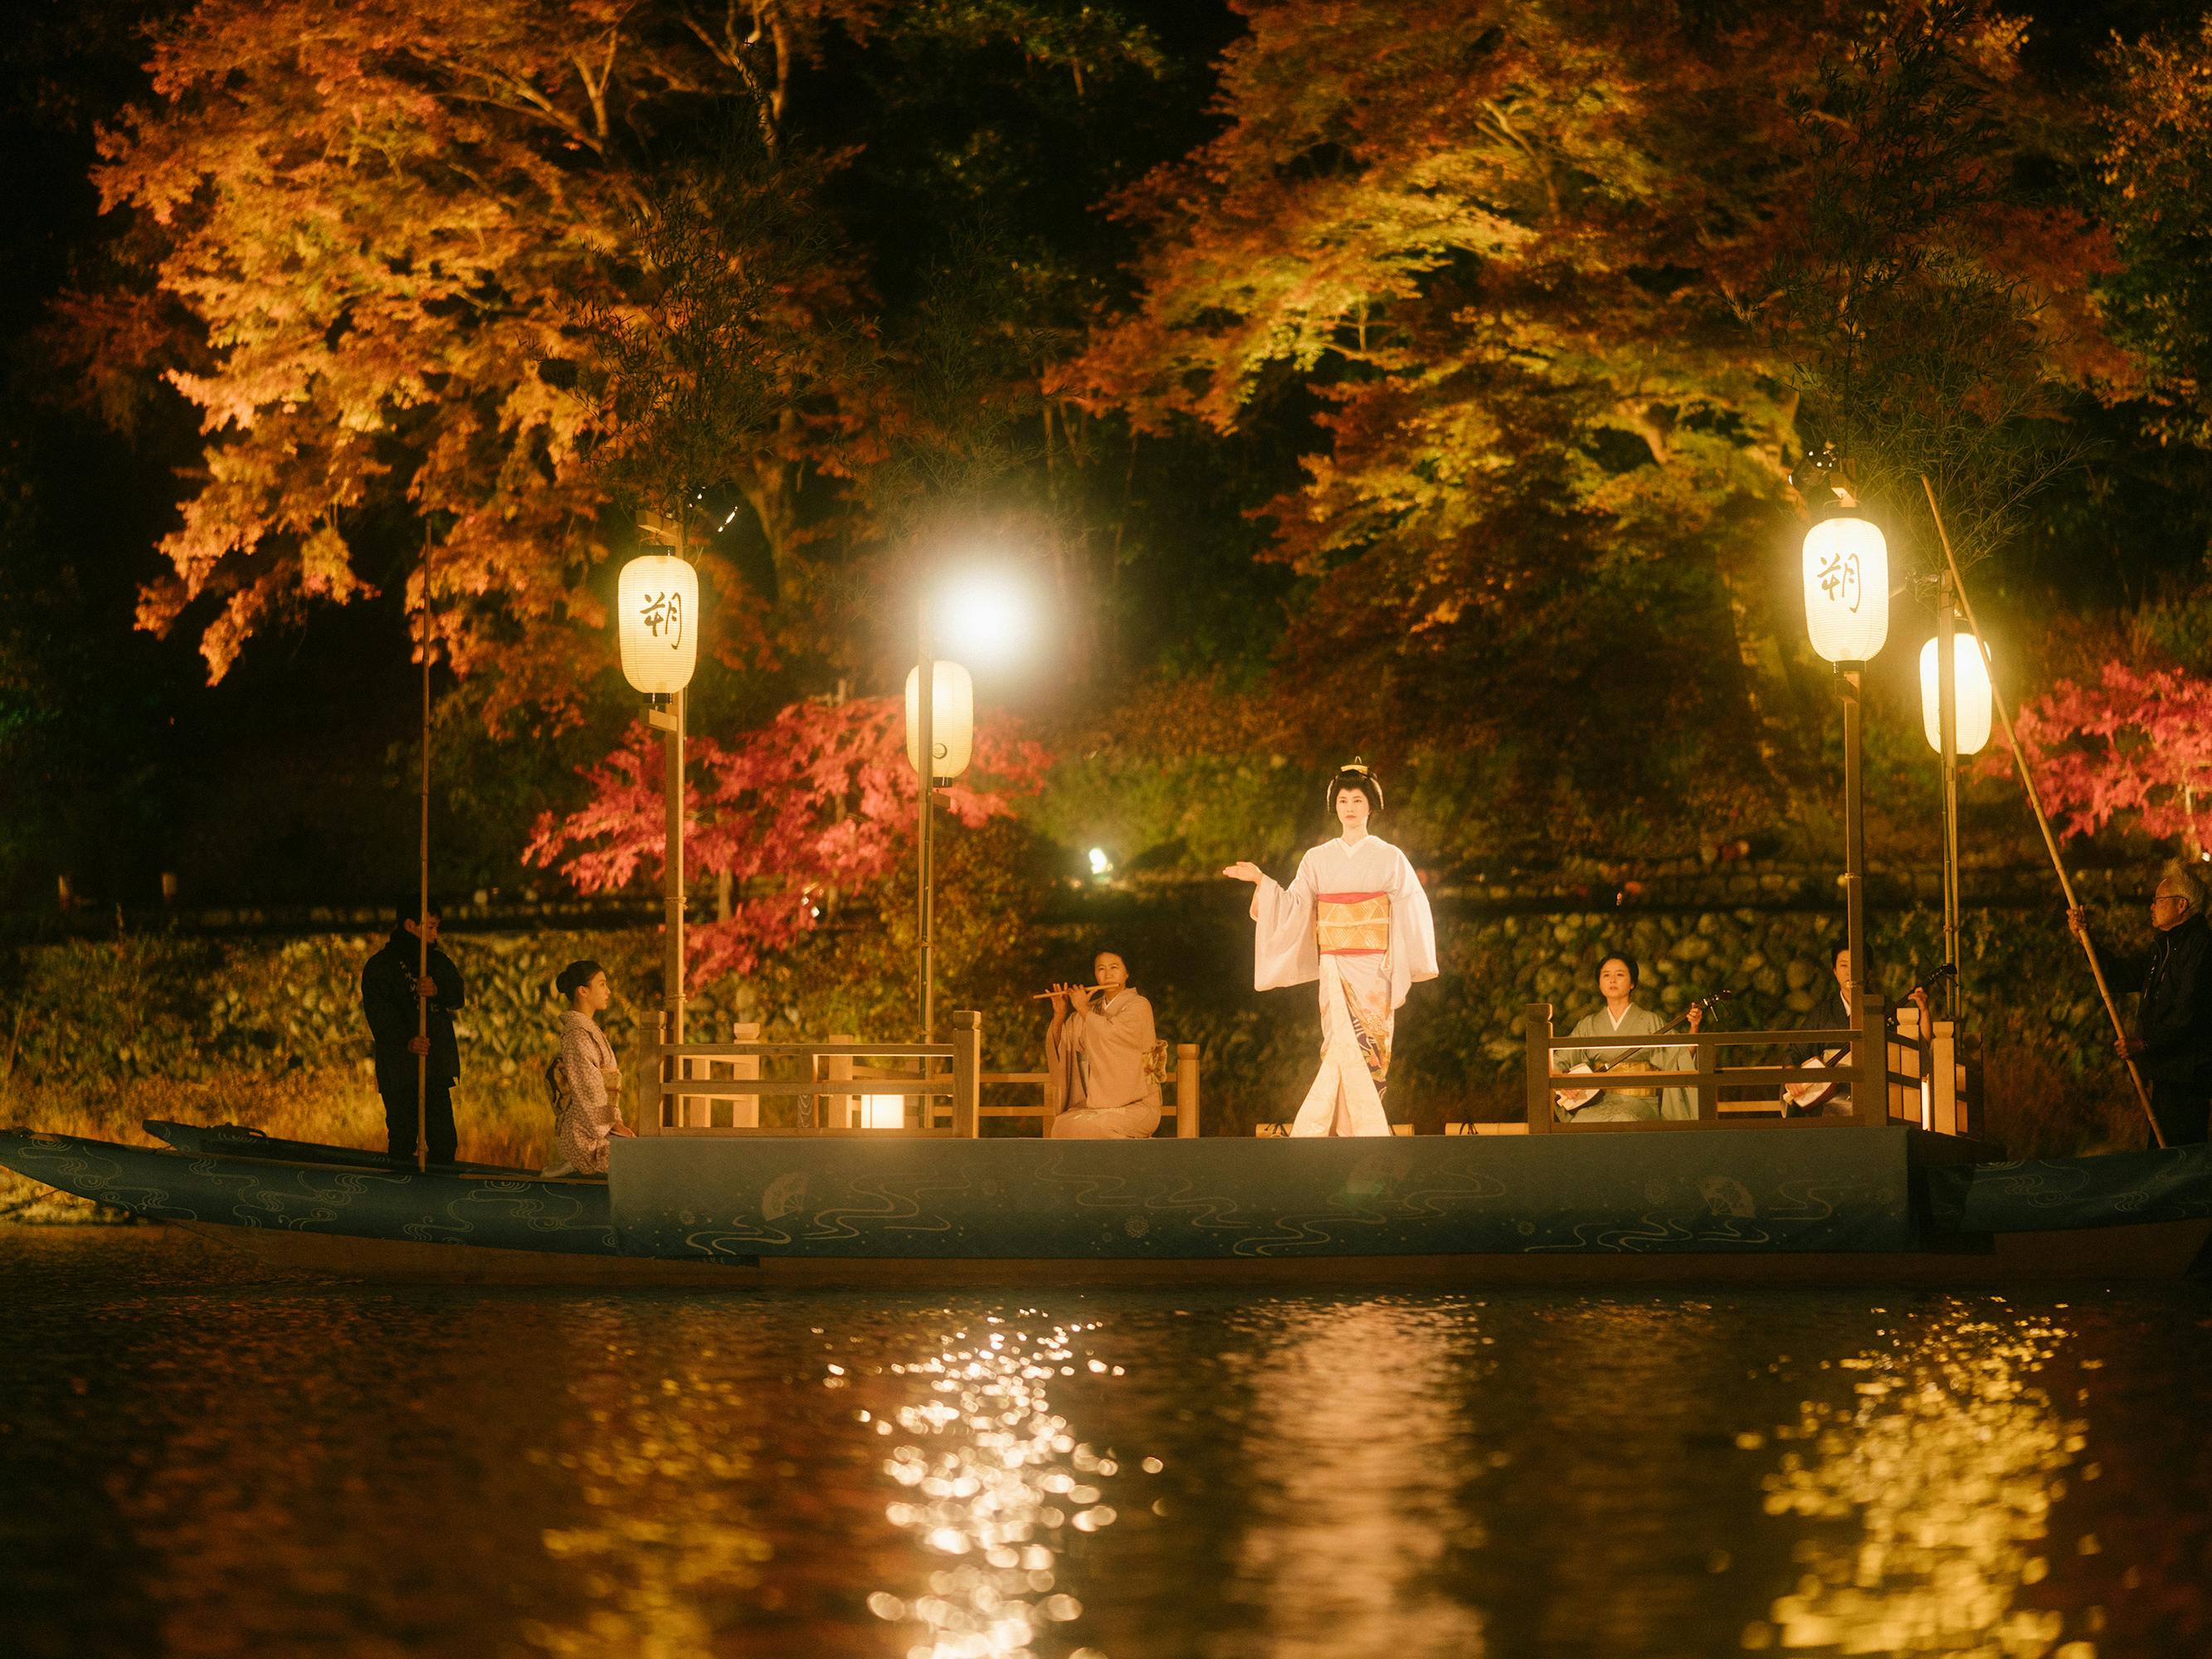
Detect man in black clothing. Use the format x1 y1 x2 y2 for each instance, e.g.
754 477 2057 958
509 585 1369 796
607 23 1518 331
360 898 466 1164
2071 861 2212 1147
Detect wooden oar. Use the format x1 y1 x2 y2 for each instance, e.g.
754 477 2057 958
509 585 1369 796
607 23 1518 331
415 529 433 1174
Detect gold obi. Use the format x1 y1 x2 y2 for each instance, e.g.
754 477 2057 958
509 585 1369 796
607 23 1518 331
1316 891 1389 955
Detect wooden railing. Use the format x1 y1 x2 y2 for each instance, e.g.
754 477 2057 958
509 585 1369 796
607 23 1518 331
978 1044 1204 1137
1520 997 1981 1136
642 1010 982 1137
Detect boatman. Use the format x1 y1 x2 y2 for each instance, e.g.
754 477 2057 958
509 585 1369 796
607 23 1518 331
2069 860 2212 1146
360 896 466 1165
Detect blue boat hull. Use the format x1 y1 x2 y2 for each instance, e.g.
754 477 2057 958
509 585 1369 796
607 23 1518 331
0 1130 616 1256
4 1126 2210 1283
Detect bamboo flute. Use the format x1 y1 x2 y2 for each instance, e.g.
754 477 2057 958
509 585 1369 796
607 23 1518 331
1918 475 2163 1148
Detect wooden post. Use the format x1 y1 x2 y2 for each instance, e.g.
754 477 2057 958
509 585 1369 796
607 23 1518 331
645 1010 668 1136
1857 993 1888 1127
732 1019 761 1130
1176 1043 1201 1138
1930 1018 1959 1136
950 1010 982 1137
1694 1026 1717 1124
1523 1003 1554 1132
823 1030 855 1129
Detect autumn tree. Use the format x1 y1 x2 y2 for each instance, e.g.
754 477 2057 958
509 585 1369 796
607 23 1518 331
73 2 884 724
1758 2 2129 576
1062 0 2128 853
524 696 1050 983
2009 662 2212 858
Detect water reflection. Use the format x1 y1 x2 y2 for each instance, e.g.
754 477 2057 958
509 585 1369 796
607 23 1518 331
1222 1301 1490 1657
865 1313 1124 1659
1746 1301 2093 1657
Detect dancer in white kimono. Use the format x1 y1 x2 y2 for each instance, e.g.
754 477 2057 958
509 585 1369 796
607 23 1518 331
1222 760 1438 1136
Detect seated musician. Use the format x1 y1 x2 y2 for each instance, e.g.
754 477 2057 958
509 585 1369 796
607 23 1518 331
1555 952 1702 1122
1783 946 1931 1117
1045 951 1163 1139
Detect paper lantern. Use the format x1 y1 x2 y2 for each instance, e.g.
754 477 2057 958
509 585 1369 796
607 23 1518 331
860 1094 905 1130
904 660 974 779
1920 634 1993 756
616 554 699 696
1801 516 1890 664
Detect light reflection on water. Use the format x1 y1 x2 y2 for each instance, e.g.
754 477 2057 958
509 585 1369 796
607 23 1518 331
1742 1303 2093 1658
1215 1301 1489 1658
2 1230 2209 1658
861 1313 1122 1659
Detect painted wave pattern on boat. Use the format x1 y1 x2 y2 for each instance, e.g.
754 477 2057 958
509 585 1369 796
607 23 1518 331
611 1136 1914 1260
0 1131 618 1255
1925 1142 2212 1233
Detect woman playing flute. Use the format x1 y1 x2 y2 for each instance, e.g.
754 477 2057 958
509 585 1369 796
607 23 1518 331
1222 760 1437 1136
1044 951 1163 1139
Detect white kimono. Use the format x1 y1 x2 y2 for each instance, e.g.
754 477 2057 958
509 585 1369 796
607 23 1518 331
1250 834 1438 1136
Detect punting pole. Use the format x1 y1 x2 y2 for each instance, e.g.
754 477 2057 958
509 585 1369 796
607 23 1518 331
415 531 433 1174
1918 475 2162 1148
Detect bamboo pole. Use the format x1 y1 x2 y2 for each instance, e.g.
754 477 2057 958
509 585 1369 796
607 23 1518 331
1918 475 2162 1147
415 533 432 1173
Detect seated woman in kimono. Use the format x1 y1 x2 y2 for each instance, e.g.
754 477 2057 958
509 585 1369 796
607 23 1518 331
1554 953 1703 1123
1221 759 1437 1136
1045 951 1163 1139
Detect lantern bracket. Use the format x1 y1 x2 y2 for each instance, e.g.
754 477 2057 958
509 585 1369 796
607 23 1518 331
646 695 678 732
1791 441 1860 520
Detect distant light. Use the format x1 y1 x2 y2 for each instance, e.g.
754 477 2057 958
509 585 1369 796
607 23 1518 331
934 572 1035 669
1087 847 1112 877
860 1094 904 1129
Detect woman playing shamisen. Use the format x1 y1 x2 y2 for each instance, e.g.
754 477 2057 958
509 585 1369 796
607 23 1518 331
1222 759 1437 1136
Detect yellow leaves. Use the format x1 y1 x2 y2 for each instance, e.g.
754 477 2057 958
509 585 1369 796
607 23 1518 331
298 522 363 600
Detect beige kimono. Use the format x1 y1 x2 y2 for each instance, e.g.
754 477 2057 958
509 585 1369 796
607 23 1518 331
1250 835 1438 1136
1046 989 1164 1139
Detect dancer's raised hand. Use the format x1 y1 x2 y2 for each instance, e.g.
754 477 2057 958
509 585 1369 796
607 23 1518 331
1220 862 1263 884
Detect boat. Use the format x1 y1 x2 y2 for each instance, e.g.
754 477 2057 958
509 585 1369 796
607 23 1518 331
3 1121 2209 1287
143 1118 534 1176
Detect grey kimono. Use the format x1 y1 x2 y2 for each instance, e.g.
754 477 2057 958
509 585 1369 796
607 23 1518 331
1555 1003 1697 1122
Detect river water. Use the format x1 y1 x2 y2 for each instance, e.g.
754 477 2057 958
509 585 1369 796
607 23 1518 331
3 1227 2209 1658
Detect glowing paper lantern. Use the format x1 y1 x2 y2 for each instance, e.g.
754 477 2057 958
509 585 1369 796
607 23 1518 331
860 1094 905 1129
1801 517 1890 664
1919 635 1993 756
616 554 699 695
904 660 974 779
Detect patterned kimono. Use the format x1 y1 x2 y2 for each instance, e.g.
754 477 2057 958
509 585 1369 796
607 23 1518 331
1250 835 1438 1136
552 1008 624 1175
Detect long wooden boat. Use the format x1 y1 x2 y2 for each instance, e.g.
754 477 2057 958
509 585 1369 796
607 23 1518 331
3 1121 2210 1287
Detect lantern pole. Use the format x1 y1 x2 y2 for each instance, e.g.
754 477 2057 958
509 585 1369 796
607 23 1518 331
917 586 936 1044
1839 661 1869 1029
665 499 687 1050
1937 574 1962 1015
1919 475 2162 1146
